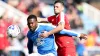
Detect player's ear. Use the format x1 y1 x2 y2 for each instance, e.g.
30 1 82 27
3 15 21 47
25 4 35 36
62 7 64 11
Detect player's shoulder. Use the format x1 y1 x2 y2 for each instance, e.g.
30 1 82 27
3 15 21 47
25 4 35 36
38 23 53 31
38 24 46 27
35 24 47 31
48 15 55 22
39 23 52 27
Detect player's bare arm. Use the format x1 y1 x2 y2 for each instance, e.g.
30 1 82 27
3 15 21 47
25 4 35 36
40 23 87 40
37 17 48 23
40 20 65 38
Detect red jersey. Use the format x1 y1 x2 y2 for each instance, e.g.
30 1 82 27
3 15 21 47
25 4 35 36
47 12 75 48
0 20 9 50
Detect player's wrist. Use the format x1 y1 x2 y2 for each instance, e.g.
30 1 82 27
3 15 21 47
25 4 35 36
77 33 81 37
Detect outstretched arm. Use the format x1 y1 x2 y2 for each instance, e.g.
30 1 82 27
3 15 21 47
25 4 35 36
40 24 80 37
40 24 87 39
37 17 48 23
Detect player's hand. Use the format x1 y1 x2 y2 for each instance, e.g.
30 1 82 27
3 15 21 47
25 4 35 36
40 31 50 38
79 33 87 40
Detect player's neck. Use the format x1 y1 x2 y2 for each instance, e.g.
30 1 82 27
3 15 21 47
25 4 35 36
55 12 61 16
55 13 59 17
55 13 58 16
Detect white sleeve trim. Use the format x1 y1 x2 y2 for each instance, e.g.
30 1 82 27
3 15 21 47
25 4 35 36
58 12 65 24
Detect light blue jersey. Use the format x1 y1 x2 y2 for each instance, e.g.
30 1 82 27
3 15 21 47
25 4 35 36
27 24 79 55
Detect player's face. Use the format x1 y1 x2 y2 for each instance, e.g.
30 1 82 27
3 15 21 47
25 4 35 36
27 19 37 31
54 3 64 15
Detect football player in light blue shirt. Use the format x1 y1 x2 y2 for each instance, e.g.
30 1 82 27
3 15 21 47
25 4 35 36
27 15 87 56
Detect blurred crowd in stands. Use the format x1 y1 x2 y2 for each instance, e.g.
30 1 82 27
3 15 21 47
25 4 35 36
0 0 100 56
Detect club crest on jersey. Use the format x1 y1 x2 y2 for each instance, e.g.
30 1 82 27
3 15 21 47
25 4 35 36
51 19 54 22
36 32 44 46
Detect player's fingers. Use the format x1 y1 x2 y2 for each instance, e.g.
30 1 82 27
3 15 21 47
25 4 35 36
84 35 87 40
82 36 87 40
82 34 87 39
40 34 43 37
40 34 46 38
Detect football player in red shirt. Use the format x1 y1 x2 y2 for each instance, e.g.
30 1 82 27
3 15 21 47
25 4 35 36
38 1 87 56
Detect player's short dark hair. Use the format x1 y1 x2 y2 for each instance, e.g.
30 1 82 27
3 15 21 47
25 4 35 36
27 14 37 21
54 0 64 6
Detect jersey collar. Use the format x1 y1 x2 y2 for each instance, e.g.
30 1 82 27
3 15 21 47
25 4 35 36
34 24 39 32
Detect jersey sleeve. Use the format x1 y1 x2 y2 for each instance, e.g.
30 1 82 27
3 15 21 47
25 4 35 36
64 15 71 29
58 12 65 24
27 39 34 54
44 24 80 37
27 32 34 54
47 16 52 23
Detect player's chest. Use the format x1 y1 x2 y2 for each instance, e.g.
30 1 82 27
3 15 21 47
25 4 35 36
30 31 45 46
50 17 60 26
29 29 45 40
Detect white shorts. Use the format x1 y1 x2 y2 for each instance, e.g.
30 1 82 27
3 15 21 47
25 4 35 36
28 53 55 56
